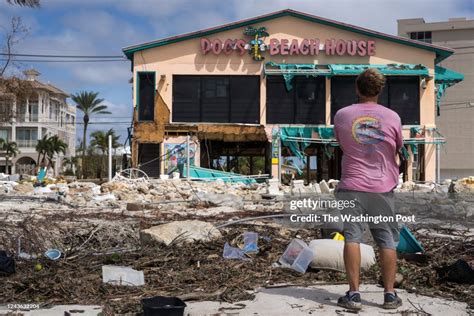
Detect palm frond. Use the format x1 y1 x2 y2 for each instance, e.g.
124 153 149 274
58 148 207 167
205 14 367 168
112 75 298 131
7 0 40 7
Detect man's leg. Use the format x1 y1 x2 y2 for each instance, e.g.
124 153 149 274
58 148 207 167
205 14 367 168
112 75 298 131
379 248 397 292
344 242 361 291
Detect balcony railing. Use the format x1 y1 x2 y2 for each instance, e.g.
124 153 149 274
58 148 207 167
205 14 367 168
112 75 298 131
16 114 39 122
17 139 38 148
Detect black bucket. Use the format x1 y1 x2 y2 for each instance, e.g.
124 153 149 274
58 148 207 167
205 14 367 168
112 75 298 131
141 296 187 316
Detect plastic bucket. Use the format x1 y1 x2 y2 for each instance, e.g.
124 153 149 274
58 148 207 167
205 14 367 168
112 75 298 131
142 296 186 316
397 226 424 253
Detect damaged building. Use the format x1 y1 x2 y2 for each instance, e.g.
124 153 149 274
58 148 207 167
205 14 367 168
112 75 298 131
122 9 463 183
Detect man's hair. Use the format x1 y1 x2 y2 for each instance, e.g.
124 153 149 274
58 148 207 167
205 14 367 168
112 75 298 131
356 68 386 97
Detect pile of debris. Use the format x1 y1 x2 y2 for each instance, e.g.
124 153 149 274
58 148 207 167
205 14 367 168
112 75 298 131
0 221 472 315
0 174 473 314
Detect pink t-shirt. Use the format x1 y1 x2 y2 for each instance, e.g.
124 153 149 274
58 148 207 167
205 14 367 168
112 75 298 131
334 103 403 193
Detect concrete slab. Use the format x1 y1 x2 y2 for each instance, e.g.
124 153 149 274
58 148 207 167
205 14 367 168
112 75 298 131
185 284 469 316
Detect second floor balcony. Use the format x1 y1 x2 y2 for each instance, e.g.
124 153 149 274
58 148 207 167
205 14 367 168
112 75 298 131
16 139 38 148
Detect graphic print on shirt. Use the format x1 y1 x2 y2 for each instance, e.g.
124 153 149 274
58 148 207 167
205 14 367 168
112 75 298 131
351 115 385 145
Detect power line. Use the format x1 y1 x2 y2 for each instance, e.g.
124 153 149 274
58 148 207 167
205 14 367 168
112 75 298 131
0 53 124 58
1 59 127 63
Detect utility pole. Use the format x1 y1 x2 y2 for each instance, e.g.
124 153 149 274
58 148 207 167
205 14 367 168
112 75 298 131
186 135 190 179
108 134 112 181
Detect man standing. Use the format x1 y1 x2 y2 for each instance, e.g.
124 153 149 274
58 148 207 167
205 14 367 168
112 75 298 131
334 68 403 310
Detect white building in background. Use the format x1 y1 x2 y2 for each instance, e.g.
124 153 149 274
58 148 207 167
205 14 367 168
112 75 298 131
0 69 76 175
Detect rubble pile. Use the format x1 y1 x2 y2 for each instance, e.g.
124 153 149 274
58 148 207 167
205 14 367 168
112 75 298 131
0 175 472 314
0 224 471 315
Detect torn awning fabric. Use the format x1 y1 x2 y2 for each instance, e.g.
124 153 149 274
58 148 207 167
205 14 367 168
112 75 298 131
264 63 430 91
435 66 464 116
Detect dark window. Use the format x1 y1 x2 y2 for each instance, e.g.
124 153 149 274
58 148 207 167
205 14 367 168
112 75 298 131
266 76 295 124
266 76 326 124
138 143 160 177
201 77 229 122
331 76 419 124
173 75 260 123
388 77 420 124
137 72 155 121
230 76 260 123
409 31 432 44
172 76 200 122
330 76 359 123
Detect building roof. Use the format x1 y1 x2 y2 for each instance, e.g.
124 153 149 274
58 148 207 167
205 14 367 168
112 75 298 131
30 80 69 97
122 9 454 63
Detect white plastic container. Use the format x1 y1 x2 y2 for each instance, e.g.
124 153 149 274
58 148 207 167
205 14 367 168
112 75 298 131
278 239 315 273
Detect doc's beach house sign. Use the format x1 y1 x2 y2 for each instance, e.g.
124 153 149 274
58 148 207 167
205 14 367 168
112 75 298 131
201 26 376 61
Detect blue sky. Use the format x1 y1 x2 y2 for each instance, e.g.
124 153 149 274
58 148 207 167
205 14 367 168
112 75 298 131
1 0 473 146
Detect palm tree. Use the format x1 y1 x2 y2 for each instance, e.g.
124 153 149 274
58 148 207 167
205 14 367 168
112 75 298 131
35 135 49 167
45 135 67 176
3 141 20 174
90 129 120 179
71 91 110 178
63 156 78 175
6 0 40 7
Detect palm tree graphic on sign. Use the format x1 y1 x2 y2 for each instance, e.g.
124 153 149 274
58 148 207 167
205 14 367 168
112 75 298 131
243 26 269 61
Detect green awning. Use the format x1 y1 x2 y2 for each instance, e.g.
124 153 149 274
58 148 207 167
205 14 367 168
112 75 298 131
264 63 430 91
435 66 464 84
329 64 429 76
434 66 464 115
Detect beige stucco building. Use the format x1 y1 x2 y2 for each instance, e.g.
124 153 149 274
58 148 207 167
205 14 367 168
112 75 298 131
398 17 474 180
123 9 460 183
0 69 76 175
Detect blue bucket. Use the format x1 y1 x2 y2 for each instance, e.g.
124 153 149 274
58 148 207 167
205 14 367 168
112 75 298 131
397 226 424 253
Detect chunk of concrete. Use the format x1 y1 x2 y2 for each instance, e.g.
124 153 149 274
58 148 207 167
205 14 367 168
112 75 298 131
140 220 222 246
126 202 144 211
195 192 243 208
266 178 280 195
291 180 305 191
319 180 331 194
13 182 34 194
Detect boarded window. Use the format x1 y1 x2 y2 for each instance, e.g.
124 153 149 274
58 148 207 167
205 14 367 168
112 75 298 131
172 76 200 122
266 76 326 124
138 72 155 121
173 75 260 123
230 76 260 123
331 76 419 125
138 143 160 177
387 77 420 125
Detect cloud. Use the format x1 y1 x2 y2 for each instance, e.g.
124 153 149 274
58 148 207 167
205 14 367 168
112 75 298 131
231 0 473 34
70 62 130 85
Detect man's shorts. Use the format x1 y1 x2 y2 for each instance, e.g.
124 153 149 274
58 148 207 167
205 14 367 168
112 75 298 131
335 189 400 250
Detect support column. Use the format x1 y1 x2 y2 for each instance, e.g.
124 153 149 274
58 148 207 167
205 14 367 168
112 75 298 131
406 146 413 182
25 98 30 122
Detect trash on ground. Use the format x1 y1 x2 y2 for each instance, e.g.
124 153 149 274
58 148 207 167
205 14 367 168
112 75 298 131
278 239 315 273
141 296 186 316
309 239 375 272
331 232 345 241
222 231 260 261
44 249 62 260
436 259 474 285
0 251 15 276
397 226 424 253
102 265 145 286
223 242 251 261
